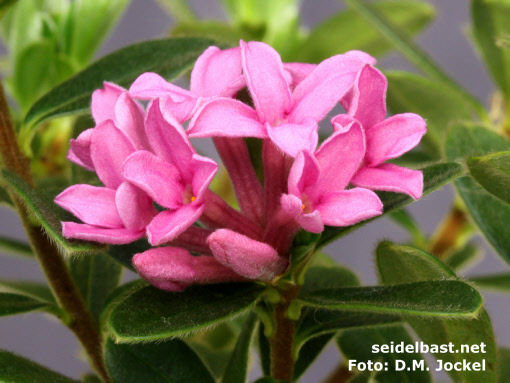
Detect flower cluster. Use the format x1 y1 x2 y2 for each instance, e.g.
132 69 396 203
56 41 426 291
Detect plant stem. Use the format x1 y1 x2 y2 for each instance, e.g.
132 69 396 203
0 83 111 383
429 205 468 260
270 284 300 380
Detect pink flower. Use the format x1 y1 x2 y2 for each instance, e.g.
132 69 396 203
335 65 427 199
280 122 383 233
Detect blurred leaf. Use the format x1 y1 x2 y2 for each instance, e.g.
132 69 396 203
108 283 264 342
472 274 510 293
386 71 473 156
0 280 54 303
173 21 256 46
388 208 426 247
0 348 77 382
0 186 13 206
69 253 122 322
253 379 289 383
221 313 258 383
472 0 510 97
446 124 510 264
298 0 435 62
1 169 104 254
376 241 496 383
105 337 215 383
0 0 18 20
258 322 271 376
23 37 216 137
0 292 54 317
446 242 482 272
498 348 510 383
81 374 101 383
318 162 464 249
0 235 33 257
65 0 130 67
337 324 431 383
156 0 196 23
298 280 481 317
468 151 510 204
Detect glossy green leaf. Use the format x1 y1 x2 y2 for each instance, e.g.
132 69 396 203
1 169 103 254
0 292 53 317
298 280 482 317
221 313 258 383
0 280 54 303
108 283 264 342
472 0 510 97
23 37 216 131
318 162 464 249
376 241 497 383
297 1 435 63
386 71 473 155
0 235 33 257
0 348 77 382
388 209 426 247
69 253 122 322
446 243 481 272
105 337 215 383
446 124 510 264
468 151 510 204
337 324 431 383
472 274 510 293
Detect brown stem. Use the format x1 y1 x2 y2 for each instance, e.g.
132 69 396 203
429 206 468 260
270 285 300 380
0 83 111 383
323 364 355 383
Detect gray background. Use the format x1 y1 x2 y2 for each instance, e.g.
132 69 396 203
0 0 508 381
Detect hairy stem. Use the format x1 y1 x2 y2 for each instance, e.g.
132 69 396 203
0 83 111 383
270 285 300 380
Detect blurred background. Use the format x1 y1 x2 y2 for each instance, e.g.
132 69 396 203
0 0 507 381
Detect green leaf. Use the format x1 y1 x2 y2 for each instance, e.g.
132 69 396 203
258 322 271 376
376 241 497 383
0 235 33 257
107 238 151 272
108 283 264 342
298 280 482 317
253 379 290 383
81 374 101 383
337 324 431 383
1 169 104 254
446 243 482 272
293 333 334 380
172 21 255 46
0 280 55 303
468 151 510 205
446 124 510 264
317 162 464 249
472 274 510 293
0 185 13 207
300 264 360 295
297 1 435 63
0 292 53 317
23 37 216 133
99 279 147 328
221 313 258 383
69 253 122 322
498 348 510 383
472 0 510 97
0 348 77 382
105 337 215 383
0 0 18 20
388 209 426 247
386 71 473 155
156 0 196 23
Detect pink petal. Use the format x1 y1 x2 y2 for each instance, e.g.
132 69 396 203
191 256 246 284
129 72 194 100
188 98 267 138
114 93 150 150
133 247 196 291
344 50 377 65
266 118 318 157
68 129 94 171
283 63 317 90
316 188 383 226
90 120 136 189
311 122 365 198
190 46 244 97
241 41 292 124
145 99 195 177
297 210 324 234
190 154 218 201
91 82 125 124
160 96 198 123
365 113 427 166
115 182 157 231
62 222 144 244
289 54 366 123
147 204 205 246
208 229 288 282
287 150 320 197
331 114 357 133
352 164 424 199
342 65 387 129
55 185 123 228
280 193 303 218
122 151 184 209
